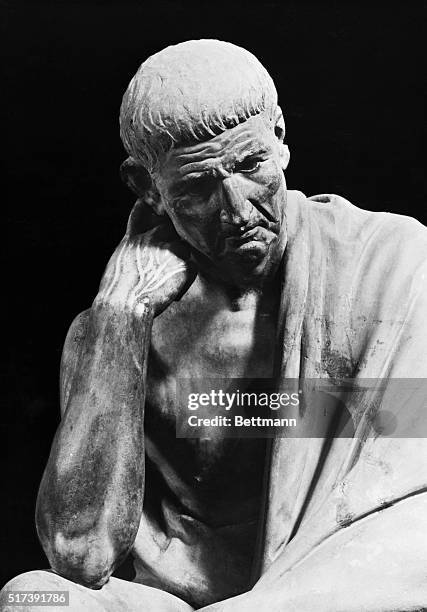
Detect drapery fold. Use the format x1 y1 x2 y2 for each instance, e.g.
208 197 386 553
256 191 427 586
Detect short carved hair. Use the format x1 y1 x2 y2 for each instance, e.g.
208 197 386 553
119 39 278 174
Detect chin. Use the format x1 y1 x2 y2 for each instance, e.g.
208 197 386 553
224 253 271 286
221 248 266 269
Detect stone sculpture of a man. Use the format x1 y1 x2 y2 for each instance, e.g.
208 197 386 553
2 39 427 612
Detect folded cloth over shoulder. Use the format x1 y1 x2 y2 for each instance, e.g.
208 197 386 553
255 190 427 588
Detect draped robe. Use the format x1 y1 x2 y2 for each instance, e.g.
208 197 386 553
248 191 427 610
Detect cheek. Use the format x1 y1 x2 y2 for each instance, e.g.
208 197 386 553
166 202 218 252
250 164 284 206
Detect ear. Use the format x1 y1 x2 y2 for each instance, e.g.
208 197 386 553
273 106 290 172
120 157 166 216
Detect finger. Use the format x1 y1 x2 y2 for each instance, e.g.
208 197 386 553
173 261 198 302
150 220 180 242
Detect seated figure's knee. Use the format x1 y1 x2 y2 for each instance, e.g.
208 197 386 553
1 572 194 612
0 570 108 612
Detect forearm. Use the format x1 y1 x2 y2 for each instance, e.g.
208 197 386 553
36 299 153 587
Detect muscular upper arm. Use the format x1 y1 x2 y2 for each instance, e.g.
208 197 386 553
59 310 90 417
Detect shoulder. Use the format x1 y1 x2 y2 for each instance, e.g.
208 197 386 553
305 192 427 260
307 192 427 235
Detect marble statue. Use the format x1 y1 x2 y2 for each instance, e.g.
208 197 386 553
2 40 427 611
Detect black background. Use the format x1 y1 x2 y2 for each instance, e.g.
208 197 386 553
2 0 426 588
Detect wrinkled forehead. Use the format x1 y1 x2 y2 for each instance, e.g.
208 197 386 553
155 113 276 182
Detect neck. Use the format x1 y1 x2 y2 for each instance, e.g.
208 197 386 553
193 251 283 309
192 233 285 293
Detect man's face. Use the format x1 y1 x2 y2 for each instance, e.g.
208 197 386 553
155 114 288 285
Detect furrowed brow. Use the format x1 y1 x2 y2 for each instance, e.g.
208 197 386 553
180 171 212 182
233 141 270 162
174 128 265 165
177 159 218 177
175 140 223 160
176 142 270 176
170 171 213 195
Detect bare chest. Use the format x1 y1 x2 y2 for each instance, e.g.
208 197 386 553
146 282 277 422
143 278 278 521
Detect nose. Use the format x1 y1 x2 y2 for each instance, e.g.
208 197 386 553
219 177 253 226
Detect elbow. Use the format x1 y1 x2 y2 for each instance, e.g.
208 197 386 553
55 536 114 588
40 530 116 589
35 493 117 588
35 484 134 588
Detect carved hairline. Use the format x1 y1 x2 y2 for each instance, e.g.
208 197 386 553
119 39 282 175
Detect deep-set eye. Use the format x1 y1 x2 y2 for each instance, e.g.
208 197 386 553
235 157 261 174
185 175 217 196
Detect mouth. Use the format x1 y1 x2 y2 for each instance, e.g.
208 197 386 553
235 227 260 242
218 227 273 265
224 226 271 248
